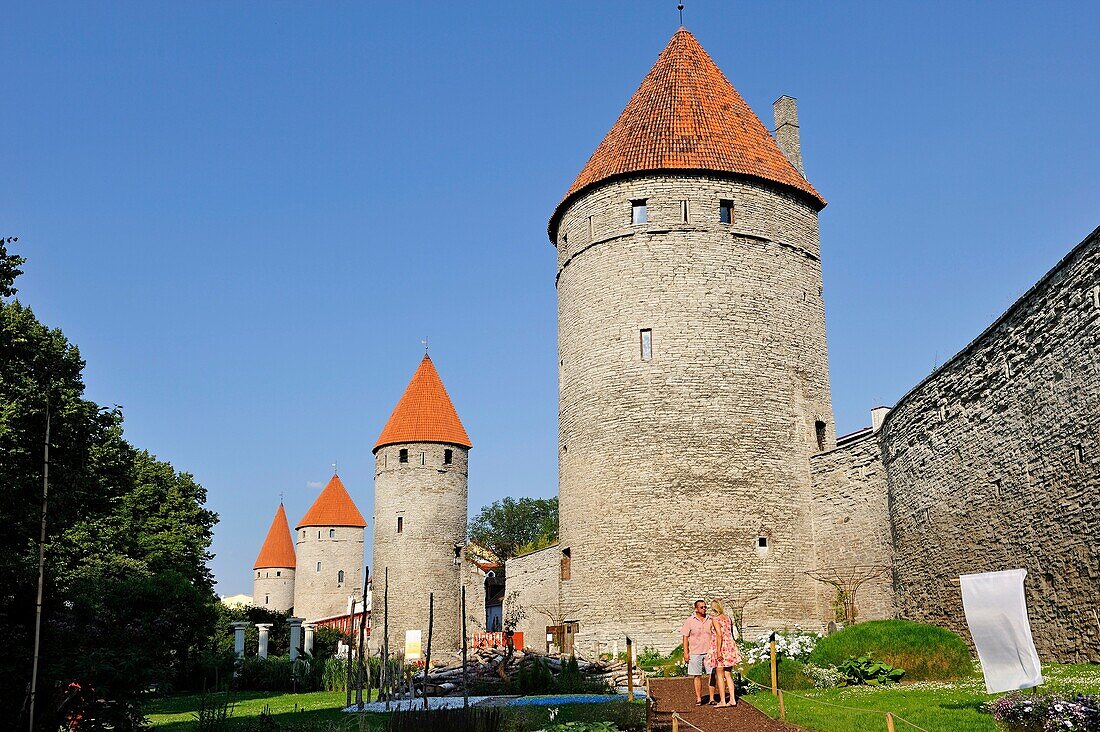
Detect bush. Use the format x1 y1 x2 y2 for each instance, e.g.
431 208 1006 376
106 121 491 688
835 655 904 686
743 629 822 664
808 620 973 681
745 658 814 691
388 706 503 732
234 656 322 692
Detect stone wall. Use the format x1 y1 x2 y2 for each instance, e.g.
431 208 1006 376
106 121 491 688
504 544 560 652
371 442 469 653
881 226 1100 662
293 525 364 621
809 430 895 623
554 172 835 655
253 567 296 613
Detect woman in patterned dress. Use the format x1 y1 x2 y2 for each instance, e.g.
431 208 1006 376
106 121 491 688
707 599 742 707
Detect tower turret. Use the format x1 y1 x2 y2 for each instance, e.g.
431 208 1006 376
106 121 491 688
372 354 472 653
550 28 835 652
293 474 367 621
253 503 297 611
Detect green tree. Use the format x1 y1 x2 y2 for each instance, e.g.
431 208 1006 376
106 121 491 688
1 237 220 728
0 234 24 296
468 496 558 563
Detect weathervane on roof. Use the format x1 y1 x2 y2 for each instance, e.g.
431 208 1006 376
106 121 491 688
332 461 338 476
422 337 429 354
678 2 684 25
279 491 284 504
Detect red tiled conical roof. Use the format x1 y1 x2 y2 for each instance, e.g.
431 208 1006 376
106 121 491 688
374 355 472 451
297 474 367 528
253 503 297 569
549 27 824 239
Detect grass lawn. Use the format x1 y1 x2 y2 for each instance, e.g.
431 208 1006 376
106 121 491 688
146 690 646 731
746 664 1100 732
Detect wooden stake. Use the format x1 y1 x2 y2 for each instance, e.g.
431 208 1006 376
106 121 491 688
423 592 434 709
778 689 786 720
345 595 355 709
886 712 896 732
626 636 635 700
383 568 390 710
672 714 680 732
356 564 369 710
769 635 778 696
461 584 469 709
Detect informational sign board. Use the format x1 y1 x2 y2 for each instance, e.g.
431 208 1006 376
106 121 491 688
404 629 422 662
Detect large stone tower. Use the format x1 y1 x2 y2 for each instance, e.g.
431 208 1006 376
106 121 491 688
549 28 835 652
253 503 297 612
293 474 367 621
372 354 472 653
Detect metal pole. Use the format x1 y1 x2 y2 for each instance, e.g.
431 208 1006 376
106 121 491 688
423 592 434 710
461 584 468 709
28 399 50 732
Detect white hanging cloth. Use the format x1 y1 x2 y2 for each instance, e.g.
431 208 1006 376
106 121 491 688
959 568 1043 694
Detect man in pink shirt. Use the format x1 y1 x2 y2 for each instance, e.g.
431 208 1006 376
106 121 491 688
680 599 715 704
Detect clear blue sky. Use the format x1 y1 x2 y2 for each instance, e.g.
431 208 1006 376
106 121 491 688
4 2 1097 595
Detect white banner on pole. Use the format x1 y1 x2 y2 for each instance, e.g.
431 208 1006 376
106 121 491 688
959 568 1043 694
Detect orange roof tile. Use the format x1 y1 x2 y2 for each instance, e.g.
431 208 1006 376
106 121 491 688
374 355 472 451
297 474 367 528
549 27 825 239
253 503 297 569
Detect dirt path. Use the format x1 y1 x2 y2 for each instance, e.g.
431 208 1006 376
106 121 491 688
648 678 804 732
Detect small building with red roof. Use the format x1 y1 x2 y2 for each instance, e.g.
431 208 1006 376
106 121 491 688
252 503 297 612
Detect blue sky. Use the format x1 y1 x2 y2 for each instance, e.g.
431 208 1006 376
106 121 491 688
3 2 1097 595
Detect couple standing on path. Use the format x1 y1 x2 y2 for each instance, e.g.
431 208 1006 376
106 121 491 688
681 599 742 708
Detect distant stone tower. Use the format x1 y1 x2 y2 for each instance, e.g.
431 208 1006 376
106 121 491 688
253 503 297 612
372 354 472 653
293 474 367 621
549 28 835 651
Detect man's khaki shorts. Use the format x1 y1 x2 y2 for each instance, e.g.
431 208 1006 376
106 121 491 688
687 653 707 676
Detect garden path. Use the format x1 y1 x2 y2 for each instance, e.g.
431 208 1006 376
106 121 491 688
648 678 803 732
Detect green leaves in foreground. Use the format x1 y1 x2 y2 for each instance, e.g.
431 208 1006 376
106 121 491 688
836 655 905 686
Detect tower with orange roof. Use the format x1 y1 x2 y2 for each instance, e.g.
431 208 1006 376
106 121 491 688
293 474 367 621
372 354 473 652
253 503 297 612
548 27 835 651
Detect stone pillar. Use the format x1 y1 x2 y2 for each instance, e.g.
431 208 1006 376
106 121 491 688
256 623 273 659
231 621 249 659
288 617 304 661
303 623 316 657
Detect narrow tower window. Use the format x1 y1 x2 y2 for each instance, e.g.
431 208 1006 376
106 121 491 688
562 231 568 246
419 451 426 465
680 200 689 222
329 529 335 538
316 561 321 572
317 530 321 539
338 570 345 584
399 448 408 463
631 199 648 224
265 595 269 605
444 448 453 465
587 215 594 239
719 199 735 224
276 570 281 577
757 536 769 549
640 329 653 361
397 516 404 534
815 420 827 451
561 548 572 580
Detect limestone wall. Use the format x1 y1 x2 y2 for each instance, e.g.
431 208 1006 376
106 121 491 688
809 431 895 623
293 525 364 621
881 226 1100 662
503 544 560 652
253 567 296 613
371 442 469 653
554 173 835 655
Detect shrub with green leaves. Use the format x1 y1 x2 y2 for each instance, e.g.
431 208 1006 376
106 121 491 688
836 655 905 686
539 723 621 732
808 619 973 681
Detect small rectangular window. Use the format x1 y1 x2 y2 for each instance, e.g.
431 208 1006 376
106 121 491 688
419 451 426 465
587 215 594 239
640 329 653 361
719 199 735 224
561 548 572 580
680 200 689 222
329 528 335 538
399 448 408 463
316 561 321 572
444 448 453 465
631 199 648 224
815 421 827 451
397 516 404 534
757 536 768 549
276 570 281 577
